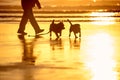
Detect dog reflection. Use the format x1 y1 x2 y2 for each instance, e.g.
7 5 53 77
69 38 81 48
18 35 39 64
50 38 64 50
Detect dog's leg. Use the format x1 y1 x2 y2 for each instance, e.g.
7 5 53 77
69 33 71 37
60 31 62 37
79 32 81 37
74 32 78 38
50 31 52 37
55 33 59 38
69 30 71 37
79 33 81 37
79 30 81 37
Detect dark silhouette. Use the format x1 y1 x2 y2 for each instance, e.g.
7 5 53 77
18 35 39 64
49 20 65 38
67 19 81 38
28 20 65 38
17 0 44 35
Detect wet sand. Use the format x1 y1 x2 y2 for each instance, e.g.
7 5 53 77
0 22 120 80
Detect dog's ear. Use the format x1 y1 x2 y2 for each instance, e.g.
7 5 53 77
67 19 70 21
51 19 55 24
61 20 64 22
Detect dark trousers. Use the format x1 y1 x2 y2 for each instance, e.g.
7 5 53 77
18 9 41 34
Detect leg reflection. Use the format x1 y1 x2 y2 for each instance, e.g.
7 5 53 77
18 35 39 64
69 38 81 49
50 38 64 50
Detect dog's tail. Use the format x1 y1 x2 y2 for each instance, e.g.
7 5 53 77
67 19 72 26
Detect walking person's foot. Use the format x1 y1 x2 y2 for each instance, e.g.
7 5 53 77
36 29 44 35
17 32 27 35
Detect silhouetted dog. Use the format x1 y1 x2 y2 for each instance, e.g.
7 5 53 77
28 20 65 38
67 19 81 38
49 20 65 38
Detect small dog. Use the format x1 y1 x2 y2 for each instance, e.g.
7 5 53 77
67 19 81 38
49 20 65 38
28 20 65 38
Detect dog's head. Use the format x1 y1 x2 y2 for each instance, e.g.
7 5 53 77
50 20 65 30
58 21 65 30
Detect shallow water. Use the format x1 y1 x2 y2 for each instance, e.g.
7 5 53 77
0 7 120 23
0 21 120 80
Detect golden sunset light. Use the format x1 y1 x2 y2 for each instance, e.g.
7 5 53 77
0 0 120 80
85 32 116 80
90 12 115 25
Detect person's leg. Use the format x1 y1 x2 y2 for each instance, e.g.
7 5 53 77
17 10 28 34
28 9 44 34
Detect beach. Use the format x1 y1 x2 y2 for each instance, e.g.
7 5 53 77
0 21 120 80
0 3 120 79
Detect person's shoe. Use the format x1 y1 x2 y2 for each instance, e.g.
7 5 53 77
36 29 44 35
17 32 27 35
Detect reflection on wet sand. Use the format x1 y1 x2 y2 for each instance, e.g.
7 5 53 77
48 38 81 63
69 38 81 49
1 22 120 80
50 38 64 50
49 37 81 50
18 35 40 65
